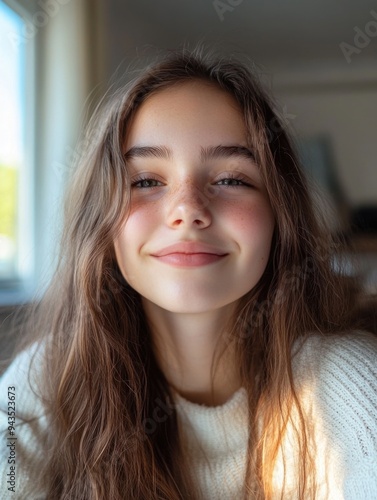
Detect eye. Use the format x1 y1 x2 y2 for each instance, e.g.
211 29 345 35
215 173 253 188
131 176 163 189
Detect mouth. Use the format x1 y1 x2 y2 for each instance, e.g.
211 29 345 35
152 241 228 257
152 252 228 267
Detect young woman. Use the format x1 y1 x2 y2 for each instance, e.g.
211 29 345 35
1 47 377 499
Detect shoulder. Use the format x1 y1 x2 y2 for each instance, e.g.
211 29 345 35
293 331 377 495
293 330 377 424
0 340 49 498
0 340 47 418
292 330 377 414
293 330 377 392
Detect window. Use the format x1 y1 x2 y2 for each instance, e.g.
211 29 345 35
0 0 99 305
0 0 34 303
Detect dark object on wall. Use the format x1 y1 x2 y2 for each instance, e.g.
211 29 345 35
351 293 377 335
351 206 377 234
297 135 349 232
298 135 346 204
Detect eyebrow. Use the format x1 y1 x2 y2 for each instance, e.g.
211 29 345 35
201 145 255 162
123 145 256 163
124 145 172 161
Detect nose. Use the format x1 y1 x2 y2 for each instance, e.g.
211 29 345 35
166 181 215 229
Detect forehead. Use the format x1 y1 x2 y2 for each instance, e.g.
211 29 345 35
124 80 247 149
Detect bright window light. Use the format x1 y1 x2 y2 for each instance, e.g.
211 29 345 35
0 1 28 286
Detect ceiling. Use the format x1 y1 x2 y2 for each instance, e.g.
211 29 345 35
105 0 377 69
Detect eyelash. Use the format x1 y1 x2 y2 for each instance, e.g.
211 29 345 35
131 173 253 189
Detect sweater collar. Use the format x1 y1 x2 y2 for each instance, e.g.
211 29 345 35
172 386 249 457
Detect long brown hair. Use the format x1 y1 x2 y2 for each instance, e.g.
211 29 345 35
8 46 362 499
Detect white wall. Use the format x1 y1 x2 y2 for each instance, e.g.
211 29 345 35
271 62 377 206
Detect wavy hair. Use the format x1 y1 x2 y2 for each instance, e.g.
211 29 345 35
8 46 362 499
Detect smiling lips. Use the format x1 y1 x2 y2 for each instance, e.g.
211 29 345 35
151 241 228 267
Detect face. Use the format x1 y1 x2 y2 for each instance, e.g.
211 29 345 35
114 80 275 314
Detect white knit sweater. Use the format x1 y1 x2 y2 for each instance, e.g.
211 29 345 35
1 333 377 499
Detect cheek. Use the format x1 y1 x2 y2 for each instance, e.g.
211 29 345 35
221 198 275 244
124 200 160 239
223 200 275 272
125 205 157 235
114 205 158 267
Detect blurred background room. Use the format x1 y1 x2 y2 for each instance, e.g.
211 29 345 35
1 0 376 362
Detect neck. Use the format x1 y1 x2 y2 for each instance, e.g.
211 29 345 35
142 297 242 406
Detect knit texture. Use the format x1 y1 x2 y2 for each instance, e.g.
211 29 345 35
171 333 377 499
172 385 249 498
1 332 377 499
0 342 48 499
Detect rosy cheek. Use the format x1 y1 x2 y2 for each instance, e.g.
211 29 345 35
222 198 274 232
121 204 158 242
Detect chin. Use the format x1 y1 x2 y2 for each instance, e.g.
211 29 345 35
145 295 239 314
